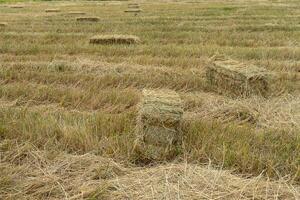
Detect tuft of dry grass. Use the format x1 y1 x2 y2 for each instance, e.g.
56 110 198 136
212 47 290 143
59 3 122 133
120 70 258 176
90 35 141 45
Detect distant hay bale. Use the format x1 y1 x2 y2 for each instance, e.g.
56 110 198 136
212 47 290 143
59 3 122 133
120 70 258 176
206 60 270 97
128 3 140 8
45 9 61 13
135 89 183 161
90 35 140 45
67 11 86 15
0 23 7 27
10 5 24 8
76 17 99 22
124 9 142 13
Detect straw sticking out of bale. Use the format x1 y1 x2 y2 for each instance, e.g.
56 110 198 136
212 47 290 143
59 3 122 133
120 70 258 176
45 9 61 13
76 17 99 22
135 89 183 161
67 11 86 15
206 59 270 97
90 35 141 45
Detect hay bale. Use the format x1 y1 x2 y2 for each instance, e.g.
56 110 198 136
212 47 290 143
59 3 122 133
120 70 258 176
67 11 86 15
10 5 24 8
0 23 7 27
206 60 270 97
45 9 61 13
128 4 140 8
124 9 142 13
90 35 140 45
135 89 183 161
76 17 99 22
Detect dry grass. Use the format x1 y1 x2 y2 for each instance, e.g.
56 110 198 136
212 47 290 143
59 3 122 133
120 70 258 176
90 35 141 45
0 140 299 200
0 0 299 198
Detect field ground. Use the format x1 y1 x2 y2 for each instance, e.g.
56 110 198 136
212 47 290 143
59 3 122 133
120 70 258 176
0 0 299 199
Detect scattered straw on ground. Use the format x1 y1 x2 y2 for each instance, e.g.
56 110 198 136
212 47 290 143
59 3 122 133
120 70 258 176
1 140 299 200
90 35 141 45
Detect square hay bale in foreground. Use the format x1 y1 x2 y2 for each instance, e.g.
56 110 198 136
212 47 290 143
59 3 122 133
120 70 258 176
135 89 183 161
90 35 140 45
206 60 270 97
45 9 61 13
76 17 99 22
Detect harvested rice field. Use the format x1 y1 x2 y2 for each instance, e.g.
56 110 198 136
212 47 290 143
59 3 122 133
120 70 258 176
0 0 299 199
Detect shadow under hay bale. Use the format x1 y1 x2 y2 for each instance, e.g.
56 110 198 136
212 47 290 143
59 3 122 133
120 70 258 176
90 35 140 45
67 11 86 15
134 89 183 162
76 17 99 22
206 60 270 97
45 9 61 13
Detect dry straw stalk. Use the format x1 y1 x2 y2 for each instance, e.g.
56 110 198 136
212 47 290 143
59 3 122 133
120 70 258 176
135 89 183 161
206 59 270 97
90 35 141 45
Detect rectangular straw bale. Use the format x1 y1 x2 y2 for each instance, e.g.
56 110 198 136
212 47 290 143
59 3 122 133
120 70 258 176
45 9 61 13
90 35 140 45
128 4 140 8
135 89 183 160
10 5 24 8
0 23 7 27
76 17 99 22
67 11 86 15
124 9 142 13
206 60 270 97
